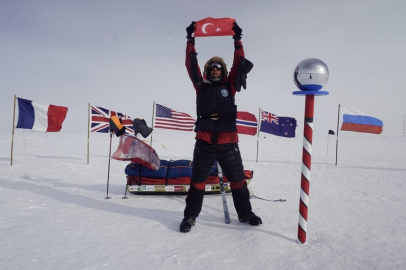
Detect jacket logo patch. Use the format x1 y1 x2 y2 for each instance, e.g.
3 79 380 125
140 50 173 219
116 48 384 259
221 89 228 97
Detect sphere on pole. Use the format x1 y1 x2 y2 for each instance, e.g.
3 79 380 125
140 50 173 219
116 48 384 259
293 58 329 244
293 58 329 96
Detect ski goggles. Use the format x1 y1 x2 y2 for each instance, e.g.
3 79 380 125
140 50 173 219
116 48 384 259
207 61 222 70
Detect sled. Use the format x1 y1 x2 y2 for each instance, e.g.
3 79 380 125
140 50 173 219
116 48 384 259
125 159 253 195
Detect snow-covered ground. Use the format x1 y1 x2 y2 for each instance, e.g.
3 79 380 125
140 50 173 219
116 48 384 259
1 131 405 270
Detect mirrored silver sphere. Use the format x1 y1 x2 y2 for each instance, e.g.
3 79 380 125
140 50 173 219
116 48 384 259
293 58 329 91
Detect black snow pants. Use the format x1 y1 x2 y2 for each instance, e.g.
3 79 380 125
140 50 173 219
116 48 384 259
184 139 252 218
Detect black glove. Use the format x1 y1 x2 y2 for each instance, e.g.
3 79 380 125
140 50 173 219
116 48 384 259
232 22 242 41
132 118 153 138
109 116 126 137
234 57 254 92
186 21 196 39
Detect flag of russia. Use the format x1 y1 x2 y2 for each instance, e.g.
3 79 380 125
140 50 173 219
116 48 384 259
340 107 383 134
16 98 68 132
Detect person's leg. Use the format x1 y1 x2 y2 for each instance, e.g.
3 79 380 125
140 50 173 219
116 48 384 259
217 143 251 215
217 143 262 225
181 140 216 232
184 182 206 218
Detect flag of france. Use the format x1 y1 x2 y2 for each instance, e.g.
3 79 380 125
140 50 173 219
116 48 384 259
16 98 68 132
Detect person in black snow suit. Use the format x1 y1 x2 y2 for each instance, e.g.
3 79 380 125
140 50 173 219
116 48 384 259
180 21 262 233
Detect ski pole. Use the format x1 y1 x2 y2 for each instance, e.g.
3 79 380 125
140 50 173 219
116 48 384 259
217 163 230 224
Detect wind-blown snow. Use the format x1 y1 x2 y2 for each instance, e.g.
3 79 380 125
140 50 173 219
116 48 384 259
1 131 405 270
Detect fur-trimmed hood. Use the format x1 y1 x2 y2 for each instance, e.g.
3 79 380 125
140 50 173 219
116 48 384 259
203 56 228 79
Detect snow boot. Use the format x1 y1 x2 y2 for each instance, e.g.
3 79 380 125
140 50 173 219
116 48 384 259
180 217 196 233
238 212 262 226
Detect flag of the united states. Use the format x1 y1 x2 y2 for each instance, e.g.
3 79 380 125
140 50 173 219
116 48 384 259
154 104 195 131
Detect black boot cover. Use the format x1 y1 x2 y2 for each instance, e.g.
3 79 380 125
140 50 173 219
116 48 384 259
184 183 205 219
231 181 252 218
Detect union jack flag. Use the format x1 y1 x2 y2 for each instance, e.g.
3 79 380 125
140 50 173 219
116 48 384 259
261 110 279 125
90 105 134 134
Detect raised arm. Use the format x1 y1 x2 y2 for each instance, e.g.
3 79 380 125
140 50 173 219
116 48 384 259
228 23 245 95
228 22 253 94
185 22 202 93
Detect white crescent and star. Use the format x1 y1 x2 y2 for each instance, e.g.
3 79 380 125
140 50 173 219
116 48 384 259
202 23 213 34
202 23 221 34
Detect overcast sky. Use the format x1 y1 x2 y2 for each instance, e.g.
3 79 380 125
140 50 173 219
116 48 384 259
1 0 405 138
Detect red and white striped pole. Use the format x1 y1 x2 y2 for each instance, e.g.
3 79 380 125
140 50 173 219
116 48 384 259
298 95 314 244
293 58 329 244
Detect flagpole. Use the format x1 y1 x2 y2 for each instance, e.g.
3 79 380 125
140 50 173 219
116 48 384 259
87 103 90 165
150 101 155 147
105 132 113 199
327 132 329 155
10 95 16 166
256 107 261 163
335 104 340 166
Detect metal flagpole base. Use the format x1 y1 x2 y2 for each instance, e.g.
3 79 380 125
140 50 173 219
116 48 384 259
122 184 129 199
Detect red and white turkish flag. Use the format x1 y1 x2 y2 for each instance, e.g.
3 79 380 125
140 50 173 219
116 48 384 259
194 17 236 37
